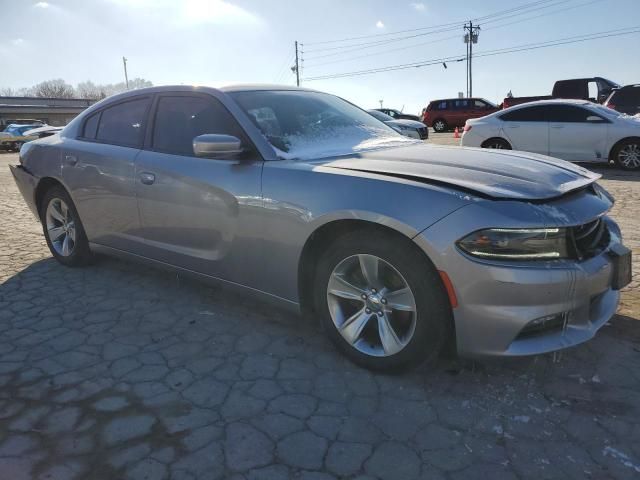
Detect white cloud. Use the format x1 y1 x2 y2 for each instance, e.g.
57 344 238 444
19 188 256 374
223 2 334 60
11 39 25 46
34 1 49 8
410 2 426 11
376 20 385 29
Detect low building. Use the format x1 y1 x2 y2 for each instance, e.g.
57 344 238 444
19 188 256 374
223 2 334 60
0 96 96 128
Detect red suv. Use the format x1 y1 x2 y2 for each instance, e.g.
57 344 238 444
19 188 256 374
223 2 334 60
421 98 498 132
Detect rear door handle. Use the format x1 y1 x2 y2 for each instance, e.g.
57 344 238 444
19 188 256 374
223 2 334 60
139 172 156 185
551 124 565 129
507 125 520 128
64 155 78 166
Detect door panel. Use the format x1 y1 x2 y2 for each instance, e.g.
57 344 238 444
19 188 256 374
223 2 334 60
62 140 143 251
501 122 549 155
134 92 265 285
135 152 264 283
547 105 609 161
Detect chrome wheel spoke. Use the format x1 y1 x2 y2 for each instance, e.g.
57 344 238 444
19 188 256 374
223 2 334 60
377 312 404 355
49 202 65 223
61 234 71 256
384 287 415 312
358 254 381 289
340 308 372 345
328 273 365 301
48 226 65 241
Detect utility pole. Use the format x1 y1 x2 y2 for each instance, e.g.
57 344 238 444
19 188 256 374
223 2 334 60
293 41 300 87
463 22 480 97
122 56 129 90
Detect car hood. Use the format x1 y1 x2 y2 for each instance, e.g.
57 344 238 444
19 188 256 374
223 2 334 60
318 143 600 200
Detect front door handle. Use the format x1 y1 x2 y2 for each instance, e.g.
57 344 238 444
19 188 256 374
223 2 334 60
139 172 156 185
64 155 78 166
551 124 565 129
507 125 520 128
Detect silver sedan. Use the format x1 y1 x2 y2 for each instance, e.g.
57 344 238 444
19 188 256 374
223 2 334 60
10 85 631 371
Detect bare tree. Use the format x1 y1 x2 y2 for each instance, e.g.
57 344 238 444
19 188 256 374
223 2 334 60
76 81 107 100
32 79 76 98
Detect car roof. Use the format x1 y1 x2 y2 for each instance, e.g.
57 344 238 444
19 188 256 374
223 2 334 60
509 98 592 108
429 97 488 103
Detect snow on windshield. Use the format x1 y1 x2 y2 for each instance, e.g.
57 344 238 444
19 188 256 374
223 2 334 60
231 90 420 160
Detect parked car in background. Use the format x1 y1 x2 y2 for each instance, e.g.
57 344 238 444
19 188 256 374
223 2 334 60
604 84 640 116
374 108 421 122
368 110 428 140
503 77 620 108
421 98 498 132
11 85 631 371
0 123 41 151
23 125 64 139
461 99 640 170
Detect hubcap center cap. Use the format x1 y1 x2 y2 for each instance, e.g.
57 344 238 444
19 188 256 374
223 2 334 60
366 293 383 311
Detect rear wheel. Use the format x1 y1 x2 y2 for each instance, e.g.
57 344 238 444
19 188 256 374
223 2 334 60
612 139 640 170
481 138 512 150
432 119 448 133
40 186 93 267
313 229 452 371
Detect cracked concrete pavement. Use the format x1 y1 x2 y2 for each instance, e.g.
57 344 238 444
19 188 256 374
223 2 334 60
0 148 639 479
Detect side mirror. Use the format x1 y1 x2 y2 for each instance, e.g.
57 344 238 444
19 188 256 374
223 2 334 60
586 115 603 123
193 134 243 158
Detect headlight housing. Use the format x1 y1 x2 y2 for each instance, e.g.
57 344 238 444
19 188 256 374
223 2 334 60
457 228 569 260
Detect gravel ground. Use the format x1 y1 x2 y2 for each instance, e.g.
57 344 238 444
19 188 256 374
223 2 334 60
0 146 638 480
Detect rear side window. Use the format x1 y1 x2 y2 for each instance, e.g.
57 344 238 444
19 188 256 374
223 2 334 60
547 105 599 123
152 95 244 156
612 87 640 104
500 105 547 122
96 97 151 147
82 112 100 139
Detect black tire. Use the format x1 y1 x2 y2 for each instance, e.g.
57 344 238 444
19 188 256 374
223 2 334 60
611 138 640 170
313 229 453 372
40 185 93 267
13 141 24 152
432 119 448 133
481 137 512 150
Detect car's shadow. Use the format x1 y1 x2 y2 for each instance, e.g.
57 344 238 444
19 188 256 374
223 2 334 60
1 254 636 381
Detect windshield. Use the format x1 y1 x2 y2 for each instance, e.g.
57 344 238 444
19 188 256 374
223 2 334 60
368 110 393 122
230 90 417 160
591 103 622 118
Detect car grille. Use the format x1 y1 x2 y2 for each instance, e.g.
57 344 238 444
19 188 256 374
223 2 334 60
418 127 428 140
569 218 609 260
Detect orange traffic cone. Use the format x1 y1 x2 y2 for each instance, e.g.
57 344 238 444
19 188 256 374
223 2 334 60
454 127 460 139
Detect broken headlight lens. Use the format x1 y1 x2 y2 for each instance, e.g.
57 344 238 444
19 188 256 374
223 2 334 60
457 228 569 260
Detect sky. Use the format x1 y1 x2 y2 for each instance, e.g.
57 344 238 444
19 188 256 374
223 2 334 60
1 0 639 114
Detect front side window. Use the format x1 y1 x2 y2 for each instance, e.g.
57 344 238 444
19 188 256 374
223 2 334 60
434 101 448 110
453 100 469 109
547 105 602 123
474 100 488 109
152 95 244 156
500 105 547 122
231 90 414 160
96 97 150 147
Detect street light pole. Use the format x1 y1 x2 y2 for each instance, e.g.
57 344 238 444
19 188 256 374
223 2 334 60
122 56 129 90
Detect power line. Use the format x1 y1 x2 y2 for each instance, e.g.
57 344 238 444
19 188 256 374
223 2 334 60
302 27 640 82
304 0 598 70
303 0 568 50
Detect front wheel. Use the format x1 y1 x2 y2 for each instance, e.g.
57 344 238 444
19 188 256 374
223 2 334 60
40 186 93 267
314 230 452 371
612 139 640 170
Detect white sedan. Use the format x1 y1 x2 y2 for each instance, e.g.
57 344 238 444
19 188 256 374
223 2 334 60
461 99 640 170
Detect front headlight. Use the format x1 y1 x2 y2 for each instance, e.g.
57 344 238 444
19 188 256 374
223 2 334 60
457 228 569 260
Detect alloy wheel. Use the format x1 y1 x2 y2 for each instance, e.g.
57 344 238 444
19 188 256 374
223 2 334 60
618 143 640 169
434 121 445 132
327 254 417 357
45 198 76 257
